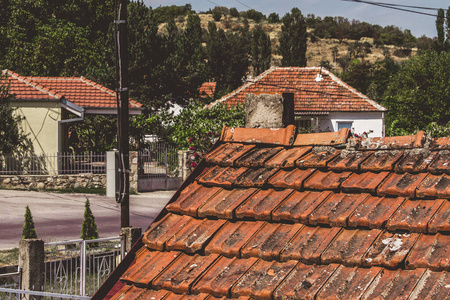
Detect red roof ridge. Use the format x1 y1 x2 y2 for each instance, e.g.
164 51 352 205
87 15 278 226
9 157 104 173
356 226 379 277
294 128 350 146
3 69 61 99
220 125 297 146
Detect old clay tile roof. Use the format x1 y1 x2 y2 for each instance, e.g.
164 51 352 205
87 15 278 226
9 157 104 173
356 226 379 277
1 70 142 110
209 67 386 113
96 127 450 300
199 82 216 98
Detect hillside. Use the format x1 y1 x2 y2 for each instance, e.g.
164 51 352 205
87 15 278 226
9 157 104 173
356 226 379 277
159 13 417 72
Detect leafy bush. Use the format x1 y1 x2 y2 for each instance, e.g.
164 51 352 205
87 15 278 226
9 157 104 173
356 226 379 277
22 206 37 239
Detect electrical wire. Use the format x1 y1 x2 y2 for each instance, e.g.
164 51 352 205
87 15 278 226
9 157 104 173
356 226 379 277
235 0 252 10
341 0 442 18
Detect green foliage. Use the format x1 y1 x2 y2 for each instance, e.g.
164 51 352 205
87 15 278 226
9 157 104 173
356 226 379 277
426 122 450 138
0 78 30 155
240 9 265 23
22 205 37 239
229 7 239 18
152 4 192 23
70 115 117 153
251 26 271 76
212 9 221 21
268 13 280 24
280 8 307 67
383 50 450 135
81 198 99 240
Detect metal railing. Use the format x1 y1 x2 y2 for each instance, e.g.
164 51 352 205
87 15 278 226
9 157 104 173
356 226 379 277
0 152 106 175
0 267 21 290
44 236 124 297
139 143 180 178
0 288 90 300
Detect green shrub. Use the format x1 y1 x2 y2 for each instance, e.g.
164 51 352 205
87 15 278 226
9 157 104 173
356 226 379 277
81 198 99 240
22 206 37 239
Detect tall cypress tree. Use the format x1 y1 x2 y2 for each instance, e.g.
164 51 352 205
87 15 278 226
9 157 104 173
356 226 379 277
251 26 271 76
81 198 99 240
279 7 307 67
22 205 37 239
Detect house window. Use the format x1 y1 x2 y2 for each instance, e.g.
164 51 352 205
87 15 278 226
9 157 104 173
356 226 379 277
295 117 313 133
337 121 353 131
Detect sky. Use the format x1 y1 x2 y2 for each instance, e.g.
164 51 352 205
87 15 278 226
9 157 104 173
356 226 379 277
143 0 449 38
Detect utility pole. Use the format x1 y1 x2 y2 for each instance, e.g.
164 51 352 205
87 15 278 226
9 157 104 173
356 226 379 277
115 0 129 228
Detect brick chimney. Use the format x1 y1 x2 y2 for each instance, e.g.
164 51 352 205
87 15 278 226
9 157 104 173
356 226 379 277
245 93 294 128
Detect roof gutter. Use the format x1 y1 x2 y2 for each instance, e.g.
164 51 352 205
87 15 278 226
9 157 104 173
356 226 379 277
58 98 85 154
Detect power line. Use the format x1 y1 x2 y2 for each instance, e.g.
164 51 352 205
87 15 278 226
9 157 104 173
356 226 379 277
234 0 252 10
206 0 220 7
341 0 440 18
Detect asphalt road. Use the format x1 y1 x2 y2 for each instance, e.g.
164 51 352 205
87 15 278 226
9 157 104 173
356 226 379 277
0 189 174 250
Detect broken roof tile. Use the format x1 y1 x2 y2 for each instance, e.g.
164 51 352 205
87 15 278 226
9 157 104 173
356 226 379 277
321 228 382 267
428 200 450 233
234 147 283 168
428 151 450 174
273 263 339 300
234 168 279 188
198 166 248 188
348 196 405 229
341 171 390 193
267 168 315 190
377 173 429 198
416 174 450 199
317 266 382 299
303 170 352 191
408 270 450 299
296 149 340 169
396 150 438 173
142 214 192 251
235 189 294 220
293 128 350 146
387 199 445 233
231 259 298 299
220 125 296 146
152 253 219 294
360 150 404 172
328 151 373 171
309 193 369 227
121 249 181 286
406 233 450 271
167 183 222 216
192 256 258 298
204 143 255 167
358 131 426 150
205 221 265 258
264 147 312 169
363 231 420 269
197 188 257 219
166 218 227 254
241 223 303 261
361 268 426 299
280 226 341 263
272 190 332 223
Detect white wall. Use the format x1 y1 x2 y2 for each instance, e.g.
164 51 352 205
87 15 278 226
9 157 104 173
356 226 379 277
317 111 385 137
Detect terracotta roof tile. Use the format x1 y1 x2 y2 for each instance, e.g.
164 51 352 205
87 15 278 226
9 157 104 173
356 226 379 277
272 190 332 223
386 199 445 233
309 193 369 227
152 253 219 294
360 150 404 172
231 259 298 299
293 128 350 146
317 266 382 299
296 149 340 169
348 196 406 229
235 189 294 220
430 137 450 150
273 263 339 300
220 125 296 146
303 170 352 190
377 173 429 198
280 226 341 263
100 127 450 300
264 146 311 169
192 256 258 298
363 231 420 269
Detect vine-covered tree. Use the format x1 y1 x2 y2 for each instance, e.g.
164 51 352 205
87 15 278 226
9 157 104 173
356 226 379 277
279 7 307 67
22 205 37 239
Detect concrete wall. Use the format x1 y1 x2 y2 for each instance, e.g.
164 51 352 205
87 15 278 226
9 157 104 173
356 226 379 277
13 101 62 155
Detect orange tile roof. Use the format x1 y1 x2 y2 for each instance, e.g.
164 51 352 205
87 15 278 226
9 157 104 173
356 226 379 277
210 67 386 112
96 127 450 300
198 82 216 98
1 70 142 110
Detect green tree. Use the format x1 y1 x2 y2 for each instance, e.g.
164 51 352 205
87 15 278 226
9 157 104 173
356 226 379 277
251 26 271 76
435 8 445 52
279 8 307 67
268 13 280 24
0 78 29 155
81 198 99 240
383 50 450 135
22 205 37 239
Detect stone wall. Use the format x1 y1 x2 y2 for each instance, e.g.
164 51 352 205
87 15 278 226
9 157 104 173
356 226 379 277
0 174 106 190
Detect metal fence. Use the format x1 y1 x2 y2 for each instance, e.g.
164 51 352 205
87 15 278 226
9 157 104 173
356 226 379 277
0 288 90 300
0 267 21 290
139 143 180 179
0 152 106 175
44 236 124 297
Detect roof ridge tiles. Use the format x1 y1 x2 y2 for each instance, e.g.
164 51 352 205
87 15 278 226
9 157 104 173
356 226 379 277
3 69 61 99
220 125 296 146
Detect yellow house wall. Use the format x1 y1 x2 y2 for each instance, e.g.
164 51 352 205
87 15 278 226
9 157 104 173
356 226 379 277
12 101 62 156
